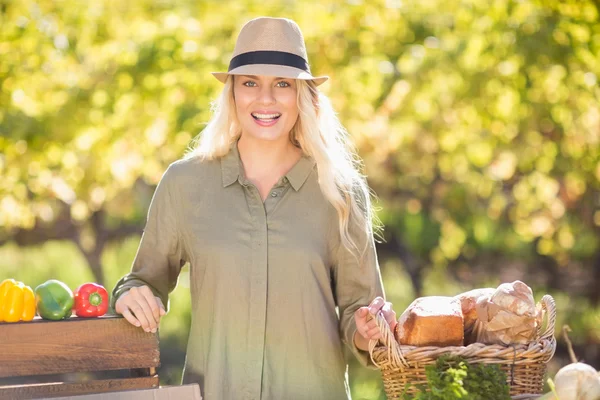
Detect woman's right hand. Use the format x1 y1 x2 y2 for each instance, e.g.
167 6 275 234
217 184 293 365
114 285 166 333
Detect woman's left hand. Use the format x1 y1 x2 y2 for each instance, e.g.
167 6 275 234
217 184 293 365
353 296 397 351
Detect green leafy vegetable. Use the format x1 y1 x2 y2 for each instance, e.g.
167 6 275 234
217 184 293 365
401 355 511 400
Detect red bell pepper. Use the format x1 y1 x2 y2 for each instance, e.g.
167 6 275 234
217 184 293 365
73 283 109 317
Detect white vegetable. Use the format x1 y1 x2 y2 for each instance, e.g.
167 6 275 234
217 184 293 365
554 362 599 400
579 374 600 400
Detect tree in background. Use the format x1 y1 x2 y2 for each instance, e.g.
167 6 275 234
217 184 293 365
345 0 600 303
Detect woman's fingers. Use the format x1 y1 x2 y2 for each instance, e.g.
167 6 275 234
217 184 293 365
366 325 383 339
357 307 369 317
356 315 378 338
155 296 166 316
116 296 145 329
370 299 397 328
119 306 141 327
381 301 397 331
355 298 398 341
129 297 153 331
115 291 139 325
354 307 371 339
139 286 161 325
365 318 378 331
115 286 162 332
368 296 385 315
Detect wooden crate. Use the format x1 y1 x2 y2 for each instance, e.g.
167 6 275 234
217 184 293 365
0 314 160 399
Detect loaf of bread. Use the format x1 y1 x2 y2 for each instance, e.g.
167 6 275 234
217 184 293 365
454 288 495 340
394 296 464 347
489 280 536 316
471 280 539 345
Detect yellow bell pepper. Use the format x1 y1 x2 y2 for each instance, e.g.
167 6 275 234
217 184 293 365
0 279 36 322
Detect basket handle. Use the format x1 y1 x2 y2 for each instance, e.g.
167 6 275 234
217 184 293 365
538 294 556 341
367 311 408 368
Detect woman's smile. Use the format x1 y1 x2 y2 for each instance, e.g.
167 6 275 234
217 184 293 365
251 111 282 127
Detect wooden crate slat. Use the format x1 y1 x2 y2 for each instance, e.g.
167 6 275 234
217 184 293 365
0 315 160 378
0 376 159 400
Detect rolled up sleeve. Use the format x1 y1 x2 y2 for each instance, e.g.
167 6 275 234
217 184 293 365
111 164 187 312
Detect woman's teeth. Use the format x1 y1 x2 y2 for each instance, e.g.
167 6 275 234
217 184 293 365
252 113 281 121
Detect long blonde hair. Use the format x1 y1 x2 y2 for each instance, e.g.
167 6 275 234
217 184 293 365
185 76 381 261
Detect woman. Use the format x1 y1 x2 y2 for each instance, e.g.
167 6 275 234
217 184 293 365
111 17 397 400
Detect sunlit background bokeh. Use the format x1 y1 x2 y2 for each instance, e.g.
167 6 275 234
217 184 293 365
1 0 599 398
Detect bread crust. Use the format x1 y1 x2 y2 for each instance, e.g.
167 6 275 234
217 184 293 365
394 296 464 347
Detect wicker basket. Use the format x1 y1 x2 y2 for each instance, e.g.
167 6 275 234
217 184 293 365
368 294 557 399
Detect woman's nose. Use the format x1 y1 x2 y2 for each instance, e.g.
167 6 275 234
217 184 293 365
257 85 276 105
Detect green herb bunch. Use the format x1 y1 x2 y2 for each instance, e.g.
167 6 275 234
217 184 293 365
401 355 511 400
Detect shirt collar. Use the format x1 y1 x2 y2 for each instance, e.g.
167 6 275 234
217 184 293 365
285 155 316 191
220 141 316 191
221 142 241 187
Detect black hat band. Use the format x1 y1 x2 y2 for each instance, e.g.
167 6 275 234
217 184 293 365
228 50 310 73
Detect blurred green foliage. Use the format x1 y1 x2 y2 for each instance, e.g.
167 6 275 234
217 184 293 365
1 0 599 398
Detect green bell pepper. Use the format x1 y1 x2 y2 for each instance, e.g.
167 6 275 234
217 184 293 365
35 279 74 320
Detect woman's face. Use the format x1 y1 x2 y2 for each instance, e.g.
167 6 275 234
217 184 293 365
233 75 299 144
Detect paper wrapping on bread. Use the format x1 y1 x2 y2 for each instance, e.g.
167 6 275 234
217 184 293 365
470 280 540 345
454 288 495 339
395 296 464 347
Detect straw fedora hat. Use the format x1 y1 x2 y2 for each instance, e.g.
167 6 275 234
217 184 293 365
211 17 329 86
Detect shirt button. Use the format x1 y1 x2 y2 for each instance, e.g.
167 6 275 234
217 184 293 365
271 192 278 197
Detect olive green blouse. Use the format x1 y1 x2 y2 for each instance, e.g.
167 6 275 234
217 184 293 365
111 142 385 400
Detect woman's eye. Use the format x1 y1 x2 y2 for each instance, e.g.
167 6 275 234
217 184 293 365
242 80 290 87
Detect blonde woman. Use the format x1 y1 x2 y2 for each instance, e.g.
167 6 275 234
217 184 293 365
111 17 397 400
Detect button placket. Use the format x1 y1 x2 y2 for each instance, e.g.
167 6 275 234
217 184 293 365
241 179 268 399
